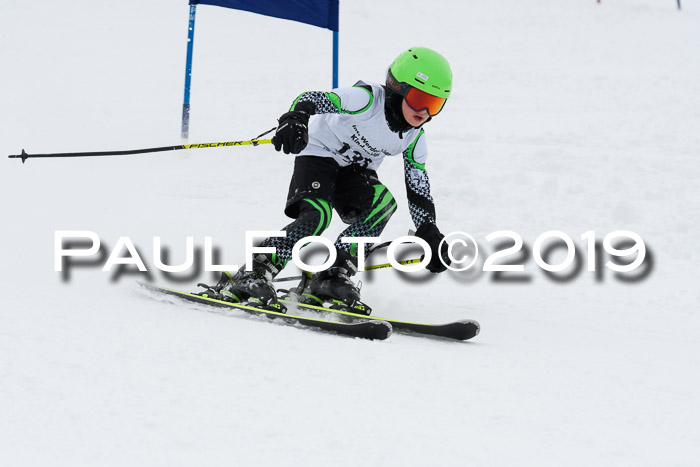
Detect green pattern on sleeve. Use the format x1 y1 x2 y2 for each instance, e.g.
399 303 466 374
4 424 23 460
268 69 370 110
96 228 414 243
289 87 373 115
404 129 426 170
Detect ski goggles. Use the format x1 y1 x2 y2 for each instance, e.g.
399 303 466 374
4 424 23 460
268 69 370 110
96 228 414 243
404 87 447 116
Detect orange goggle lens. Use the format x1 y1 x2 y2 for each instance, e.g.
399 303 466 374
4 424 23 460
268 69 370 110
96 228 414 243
405 87 447 116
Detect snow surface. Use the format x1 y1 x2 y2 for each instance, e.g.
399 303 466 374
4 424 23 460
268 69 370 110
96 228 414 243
2 0 700 465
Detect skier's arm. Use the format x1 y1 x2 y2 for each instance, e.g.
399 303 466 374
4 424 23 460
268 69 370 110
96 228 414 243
272 85 373 154
403 130 437 228
403 131 450 273
290 85 374 115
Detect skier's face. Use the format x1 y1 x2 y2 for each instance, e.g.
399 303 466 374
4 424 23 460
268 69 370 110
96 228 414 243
402 99 430 127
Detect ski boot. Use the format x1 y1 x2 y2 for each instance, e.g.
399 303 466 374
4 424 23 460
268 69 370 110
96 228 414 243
278 270 314 303
197 254 286 313
298 250 372 316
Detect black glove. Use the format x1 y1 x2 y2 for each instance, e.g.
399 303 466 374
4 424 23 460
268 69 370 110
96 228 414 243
415 222 450 273
271 110 309 154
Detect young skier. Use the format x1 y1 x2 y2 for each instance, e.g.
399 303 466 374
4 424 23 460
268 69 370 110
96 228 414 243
200 47 452 312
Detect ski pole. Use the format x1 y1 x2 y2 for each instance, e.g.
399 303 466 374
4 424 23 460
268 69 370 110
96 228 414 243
365 258 422 271
272 258 423 283
8 127 276 164
8 138 272 164
274 231 420 283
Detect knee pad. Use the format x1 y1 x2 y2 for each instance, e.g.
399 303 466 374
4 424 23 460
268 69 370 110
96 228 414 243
363 185 397 229
297 198 333 236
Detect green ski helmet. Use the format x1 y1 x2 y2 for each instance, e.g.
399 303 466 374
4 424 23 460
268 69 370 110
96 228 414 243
386 47 452 116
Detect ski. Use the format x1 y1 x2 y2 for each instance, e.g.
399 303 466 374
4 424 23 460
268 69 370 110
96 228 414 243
280 299 480 341
138 283 392 341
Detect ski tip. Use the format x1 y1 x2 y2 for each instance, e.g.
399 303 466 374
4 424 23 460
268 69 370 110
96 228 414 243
454 320 480 341
135 281 158 292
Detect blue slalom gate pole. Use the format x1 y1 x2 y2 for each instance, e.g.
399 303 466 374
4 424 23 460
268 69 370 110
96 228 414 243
181 2 198 139
332 30 339 88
